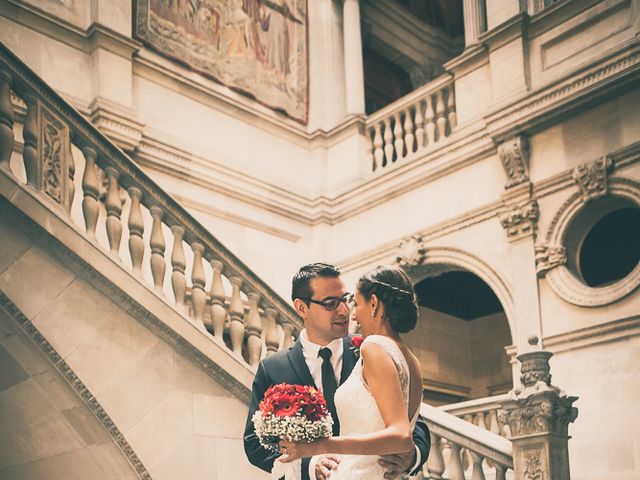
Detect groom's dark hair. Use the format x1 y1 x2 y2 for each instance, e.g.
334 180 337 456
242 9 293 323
291 263 341 301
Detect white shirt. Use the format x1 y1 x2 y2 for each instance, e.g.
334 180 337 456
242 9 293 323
299 330 420 479
299 329 343 392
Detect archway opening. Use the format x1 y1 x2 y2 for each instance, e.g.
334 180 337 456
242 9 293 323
405 267 513 405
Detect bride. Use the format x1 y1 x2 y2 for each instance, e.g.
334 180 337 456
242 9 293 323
279 265 424 479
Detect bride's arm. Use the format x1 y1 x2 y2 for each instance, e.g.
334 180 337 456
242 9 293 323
280 342 414 462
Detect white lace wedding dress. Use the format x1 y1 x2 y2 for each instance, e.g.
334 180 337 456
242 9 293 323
330 335 419 479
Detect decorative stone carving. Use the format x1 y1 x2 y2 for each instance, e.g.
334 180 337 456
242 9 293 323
523 450 544 480
395 235 426 268
499 351 578 480
572 156 614 203
499 135 530 188
534 244 566 277
39 106 69 205
499 200 539 240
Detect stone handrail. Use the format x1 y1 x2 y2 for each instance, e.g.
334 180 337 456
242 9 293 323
365 75 456 173
421 402 514 480
0 41 302 367
439 394 512 438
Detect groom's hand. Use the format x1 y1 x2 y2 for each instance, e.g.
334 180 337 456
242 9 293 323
378 448 417 479
315 455 340 480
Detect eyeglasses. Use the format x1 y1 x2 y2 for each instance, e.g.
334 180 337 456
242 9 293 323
299 293 354 311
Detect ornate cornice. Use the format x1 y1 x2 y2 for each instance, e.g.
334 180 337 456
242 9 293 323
89 97 145 152
486 40 640 140
0 291 153 480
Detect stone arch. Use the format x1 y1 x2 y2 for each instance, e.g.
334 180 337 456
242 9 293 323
406 246 516 342
400 245 516 403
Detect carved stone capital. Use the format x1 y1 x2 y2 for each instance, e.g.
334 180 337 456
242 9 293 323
499 352 578 439
534 244 566 277
499 200 539 241
572 156 614 203
499 135 530 188
395 235 426 269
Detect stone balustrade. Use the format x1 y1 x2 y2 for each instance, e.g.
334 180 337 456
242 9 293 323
439 394 512 439
0 42 302 368
421 402 514 480
365 75 456 173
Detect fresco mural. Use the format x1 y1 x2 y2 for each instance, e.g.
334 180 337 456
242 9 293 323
135 0 308 123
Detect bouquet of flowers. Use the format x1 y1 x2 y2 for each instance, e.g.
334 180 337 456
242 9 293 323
252 383 334 453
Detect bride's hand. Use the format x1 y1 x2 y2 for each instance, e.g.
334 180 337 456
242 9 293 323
278 439 327 463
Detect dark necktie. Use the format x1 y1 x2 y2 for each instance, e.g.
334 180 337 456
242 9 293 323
319 347 340 435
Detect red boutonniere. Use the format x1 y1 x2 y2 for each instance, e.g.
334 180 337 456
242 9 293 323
350 335 364 358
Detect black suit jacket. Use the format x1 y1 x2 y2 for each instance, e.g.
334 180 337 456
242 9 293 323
243 336 431 480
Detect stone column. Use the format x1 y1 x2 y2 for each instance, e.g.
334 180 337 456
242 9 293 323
343 0 365 115
499 351 578 480
463 0 486 47
498 136 543 355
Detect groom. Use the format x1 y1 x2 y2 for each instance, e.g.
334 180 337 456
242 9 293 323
244 263 430 480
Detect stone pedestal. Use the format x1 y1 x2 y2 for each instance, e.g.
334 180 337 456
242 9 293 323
499 351 578 480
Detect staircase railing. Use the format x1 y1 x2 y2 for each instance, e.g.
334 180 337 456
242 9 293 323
421 403 514 480
0 41 302 368
439 394 511 438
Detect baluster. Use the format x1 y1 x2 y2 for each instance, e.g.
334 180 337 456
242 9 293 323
66 136 75 214
264 308 279 355
0 71 15 171
425 95 436 146
414 101 425 151
209 260 226 337
470 452 486 480
127 187 144 272
372 123 384 170
393 112 404 160
435 90 447 140
488 409 501 436
365 129 375 172
447 442 465 480
281 321 294 350
191 242 207 327
104 168 122 256
495 464 507 480
474 411 487 430
170 226 187 310
246 292 263 365
228 276 245 355
81 147 100 240
447 85 457 130
463 414 474 425
403 107 414 155
426 434 445 480
383 117 394 166
22 95 38 188
149 206 166 291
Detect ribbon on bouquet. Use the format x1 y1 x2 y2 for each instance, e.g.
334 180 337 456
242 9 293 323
271 458 301 480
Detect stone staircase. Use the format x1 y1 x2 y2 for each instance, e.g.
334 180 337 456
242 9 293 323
0 41 579 480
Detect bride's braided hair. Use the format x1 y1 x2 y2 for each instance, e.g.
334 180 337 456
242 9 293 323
357 266 419 333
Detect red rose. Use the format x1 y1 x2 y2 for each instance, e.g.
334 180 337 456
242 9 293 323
351 336 364 347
